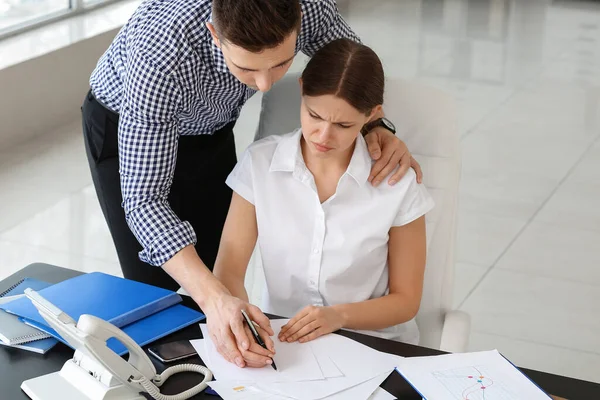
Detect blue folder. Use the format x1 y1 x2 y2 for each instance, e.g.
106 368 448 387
23 304 205 356
0 272 181 329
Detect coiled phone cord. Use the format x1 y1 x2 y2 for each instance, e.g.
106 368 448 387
131 363 213 400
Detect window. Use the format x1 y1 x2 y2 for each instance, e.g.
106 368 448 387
0 0 115 38
0 0 67 31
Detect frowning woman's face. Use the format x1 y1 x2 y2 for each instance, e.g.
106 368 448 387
300 93 380 159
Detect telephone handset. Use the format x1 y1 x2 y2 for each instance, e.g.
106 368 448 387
21 288 212 400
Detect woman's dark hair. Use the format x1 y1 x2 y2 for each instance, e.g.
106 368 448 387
301 39 384 115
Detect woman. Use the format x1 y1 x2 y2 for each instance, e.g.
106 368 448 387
213 38 434 367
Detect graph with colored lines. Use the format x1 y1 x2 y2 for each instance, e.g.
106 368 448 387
432 366 518 400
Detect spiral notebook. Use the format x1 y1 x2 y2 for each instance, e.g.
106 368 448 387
0 305 52 344
0 337 58 354
0 278 55 348
0 277 53 298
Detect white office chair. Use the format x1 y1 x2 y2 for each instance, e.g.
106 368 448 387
252 74 470 353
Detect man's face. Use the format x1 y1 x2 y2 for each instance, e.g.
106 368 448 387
207 23 297 92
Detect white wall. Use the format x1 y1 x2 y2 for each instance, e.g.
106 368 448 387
0 29 118 150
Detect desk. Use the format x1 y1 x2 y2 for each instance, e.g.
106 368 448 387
1 263 598 400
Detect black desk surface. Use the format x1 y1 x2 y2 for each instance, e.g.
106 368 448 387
1 263 598 400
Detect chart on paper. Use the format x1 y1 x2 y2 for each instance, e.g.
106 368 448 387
397 350 551 400
432 366 517 400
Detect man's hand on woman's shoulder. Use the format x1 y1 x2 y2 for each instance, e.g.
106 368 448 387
364 128 423 186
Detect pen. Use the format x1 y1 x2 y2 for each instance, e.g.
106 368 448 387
241 309 277 371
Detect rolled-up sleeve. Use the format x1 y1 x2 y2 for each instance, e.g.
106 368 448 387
118 49 195 266
301 0 361 57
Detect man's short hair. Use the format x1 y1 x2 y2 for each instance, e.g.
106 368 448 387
212 0 302 53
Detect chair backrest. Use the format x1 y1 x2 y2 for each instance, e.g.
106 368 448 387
253 74 461 350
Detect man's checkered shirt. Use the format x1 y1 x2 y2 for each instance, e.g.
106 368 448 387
89 0 359 267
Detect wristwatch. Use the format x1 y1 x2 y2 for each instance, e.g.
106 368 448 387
361 117 396 136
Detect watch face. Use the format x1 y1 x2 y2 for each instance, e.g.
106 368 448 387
381 118 396 132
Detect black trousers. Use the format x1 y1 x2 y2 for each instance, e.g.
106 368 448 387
81 90 237 291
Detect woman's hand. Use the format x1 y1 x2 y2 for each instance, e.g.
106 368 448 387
278 305 345 343
364 128 423 186
204 293 274 368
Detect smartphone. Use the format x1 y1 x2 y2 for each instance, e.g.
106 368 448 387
148 340 197 363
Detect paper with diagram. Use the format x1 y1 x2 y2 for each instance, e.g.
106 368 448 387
396 350 553 400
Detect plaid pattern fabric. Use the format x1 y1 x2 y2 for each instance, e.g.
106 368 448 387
89 0 359 266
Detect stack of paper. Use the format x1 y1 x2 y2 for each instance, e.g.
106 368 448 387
191 319 401 399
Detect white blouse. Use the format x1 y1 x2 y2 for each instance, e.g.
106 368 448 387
226 130 435 344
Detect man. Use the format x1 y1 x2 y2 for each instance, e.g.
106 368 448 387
82 0 422 368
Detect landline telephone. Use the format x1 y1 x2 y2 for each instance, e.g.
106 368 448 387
20 288 212 400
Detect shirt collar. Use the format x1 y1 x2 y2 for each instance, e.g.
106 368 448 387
207 13 230 74
346 135 372 185
270 129 303 172
269 129 372 186
212 43 230 74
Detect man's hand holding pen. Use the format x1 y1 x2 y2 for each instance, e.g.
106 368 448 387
241 309 277 370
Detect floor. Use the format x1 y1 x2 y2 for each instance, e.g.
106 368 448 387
1 0 599 385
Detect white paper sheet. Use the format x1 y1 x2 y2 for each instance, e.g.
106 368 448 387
396 350 553 400
254 334 399 400
367 387 396 400
270 319 343 379
194 319 403 400
314 354 343 379
256 371 388 400
325 370 394 400
308 332 400 379
194 322 324 383
208 374 393 400
207 380 291 400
